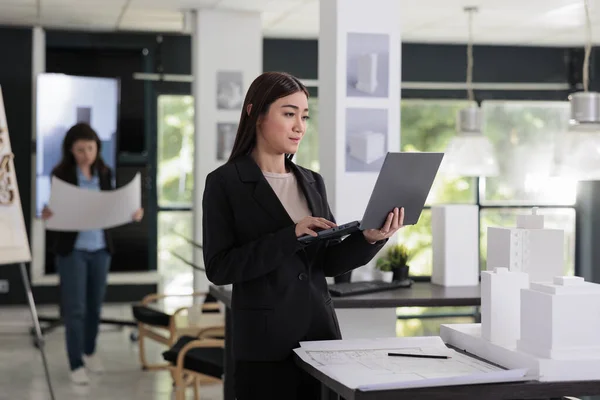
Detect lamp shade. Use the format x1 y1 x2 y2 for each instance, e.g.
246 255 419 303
553 92 600 180
441 106 499 177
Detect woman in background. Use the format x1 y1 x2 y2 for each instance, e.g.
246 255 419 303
42 123 143 384
202 72 404 399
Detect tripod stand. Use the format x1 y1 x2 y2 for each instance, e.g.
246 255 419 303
18 262 56 400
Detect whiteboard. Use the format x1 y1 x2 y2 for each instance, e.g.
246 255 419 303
0 85 32 264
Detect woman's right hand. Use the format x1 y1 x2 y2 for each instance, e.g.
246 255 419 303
41 206 53 220
295 216 337 238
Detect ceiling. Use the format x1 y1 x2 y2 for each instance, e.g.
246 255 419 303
0 0 598 46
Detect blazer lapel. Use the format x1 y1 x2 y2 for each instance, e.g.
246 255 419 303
235 155 294 227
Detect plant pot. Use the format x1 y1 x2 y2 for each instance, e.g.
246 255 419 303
334 270 352 284
373 269 394 283
392 265 410 282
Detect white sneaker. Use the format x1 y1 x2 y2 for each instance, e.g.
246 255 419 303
83 354 104 373
70 367 90 385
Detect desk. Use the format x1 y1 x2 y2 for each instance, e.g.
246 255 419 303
210 282 482 400
296 352 600 400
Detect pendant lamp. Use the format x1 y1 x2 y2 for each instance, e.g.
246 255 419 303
553 0 600 180
442 6 499 177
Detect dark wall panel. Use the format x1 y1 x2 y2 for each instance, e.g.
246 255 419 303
401 43 571 84
46 30 191 75
263 39 318 79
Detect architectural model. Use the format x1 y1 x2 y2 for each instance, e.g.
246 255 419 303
355 53 378 94
439 207 600 381
481 267 529 346
487 208 564 283
431 205 479 286
348 131 386 164
517 276 600 360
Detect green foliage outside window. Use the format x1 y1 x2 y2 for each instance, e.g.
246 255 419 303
157 95 195 207
398 100 476 277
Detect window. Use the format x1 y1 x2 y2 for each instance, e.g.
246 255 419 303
157 95 195 297
294 97 320 172
479 101 577 275
157 95 195 208
481 101 575 206
158 211 194 296
398 99 477 277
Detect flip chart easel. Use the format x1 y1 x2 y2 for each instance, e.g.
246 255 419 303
0 86 55 400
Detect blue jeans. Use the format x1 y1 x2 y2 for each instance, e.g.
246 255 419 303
56 249 111 371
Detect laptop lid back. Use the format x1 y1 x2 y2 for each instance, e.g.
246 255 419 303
360 152 444 230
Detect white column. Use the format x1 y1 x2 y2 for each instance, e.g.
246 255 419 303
30 26 47 285
191 9 262 295
319 0 401 337
319 0 401 222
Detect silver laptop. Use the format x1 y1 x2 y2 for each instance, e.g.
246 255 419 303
298 152 444 244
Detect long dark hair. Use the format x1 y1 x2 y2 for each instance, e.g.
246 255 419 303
52 122 108 177
227 71 309 162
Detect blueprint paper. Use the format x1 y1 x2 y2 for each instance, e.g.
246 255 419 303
46 173 141 231
295 336 529 391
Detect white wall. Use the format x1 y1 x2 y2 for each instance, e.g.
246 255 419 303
191 9 262 293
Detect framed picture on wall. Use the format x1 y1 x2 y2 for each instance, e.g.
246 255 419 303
216 71 244 110
346 32 390 98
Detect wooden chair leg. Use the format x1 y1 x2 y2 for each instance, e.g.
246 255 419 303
193 375 200 400
137 323 148 369
137 323 171 371
174 369 186 400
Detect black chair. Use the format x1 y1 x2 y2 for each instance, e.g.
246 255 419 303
132 291 222 370
162 333 225 400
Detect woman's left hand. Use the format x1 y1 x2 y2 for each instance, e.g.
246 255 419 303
132 208 144 222
363 207 404 244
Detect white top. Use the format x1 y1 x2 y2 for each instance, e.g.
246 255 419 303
263 171 312 223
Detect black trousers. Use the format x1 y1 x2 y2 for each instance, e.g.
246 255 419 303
234 356 321 400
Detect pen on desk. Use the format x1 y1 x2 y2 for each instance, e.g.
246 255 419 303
387 352 450 360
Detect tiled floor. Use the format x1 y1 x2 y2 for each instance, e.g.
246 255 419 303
0 304 223 400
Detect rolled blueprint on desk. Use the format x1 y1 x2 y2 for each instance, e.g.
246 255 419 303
45 173 141 231
294 336 530 391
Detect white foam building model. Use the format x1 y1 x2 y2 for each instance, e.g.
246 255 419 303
355 53 378 94
440 209 600 380
517 276 600 360
481 267 529 347
348 131 386 164
431 205 479 287
486 207 564 283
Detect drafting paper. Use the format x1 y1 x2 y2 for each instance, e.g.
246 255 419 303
46 173 141 231
295 336 529 391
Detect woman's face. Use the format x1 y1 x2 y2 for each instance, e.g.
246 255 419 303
71 139 98 168
256 91 309 155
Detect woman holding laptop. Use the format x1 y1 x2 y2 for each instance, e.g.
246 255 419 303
202 71 405 399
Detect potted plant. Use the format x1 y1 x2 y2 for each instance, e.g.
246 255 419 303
375 244 413 283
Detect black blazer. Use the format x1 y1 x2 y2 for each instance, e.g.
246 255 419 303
48 167 115 256
202 155 386 362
